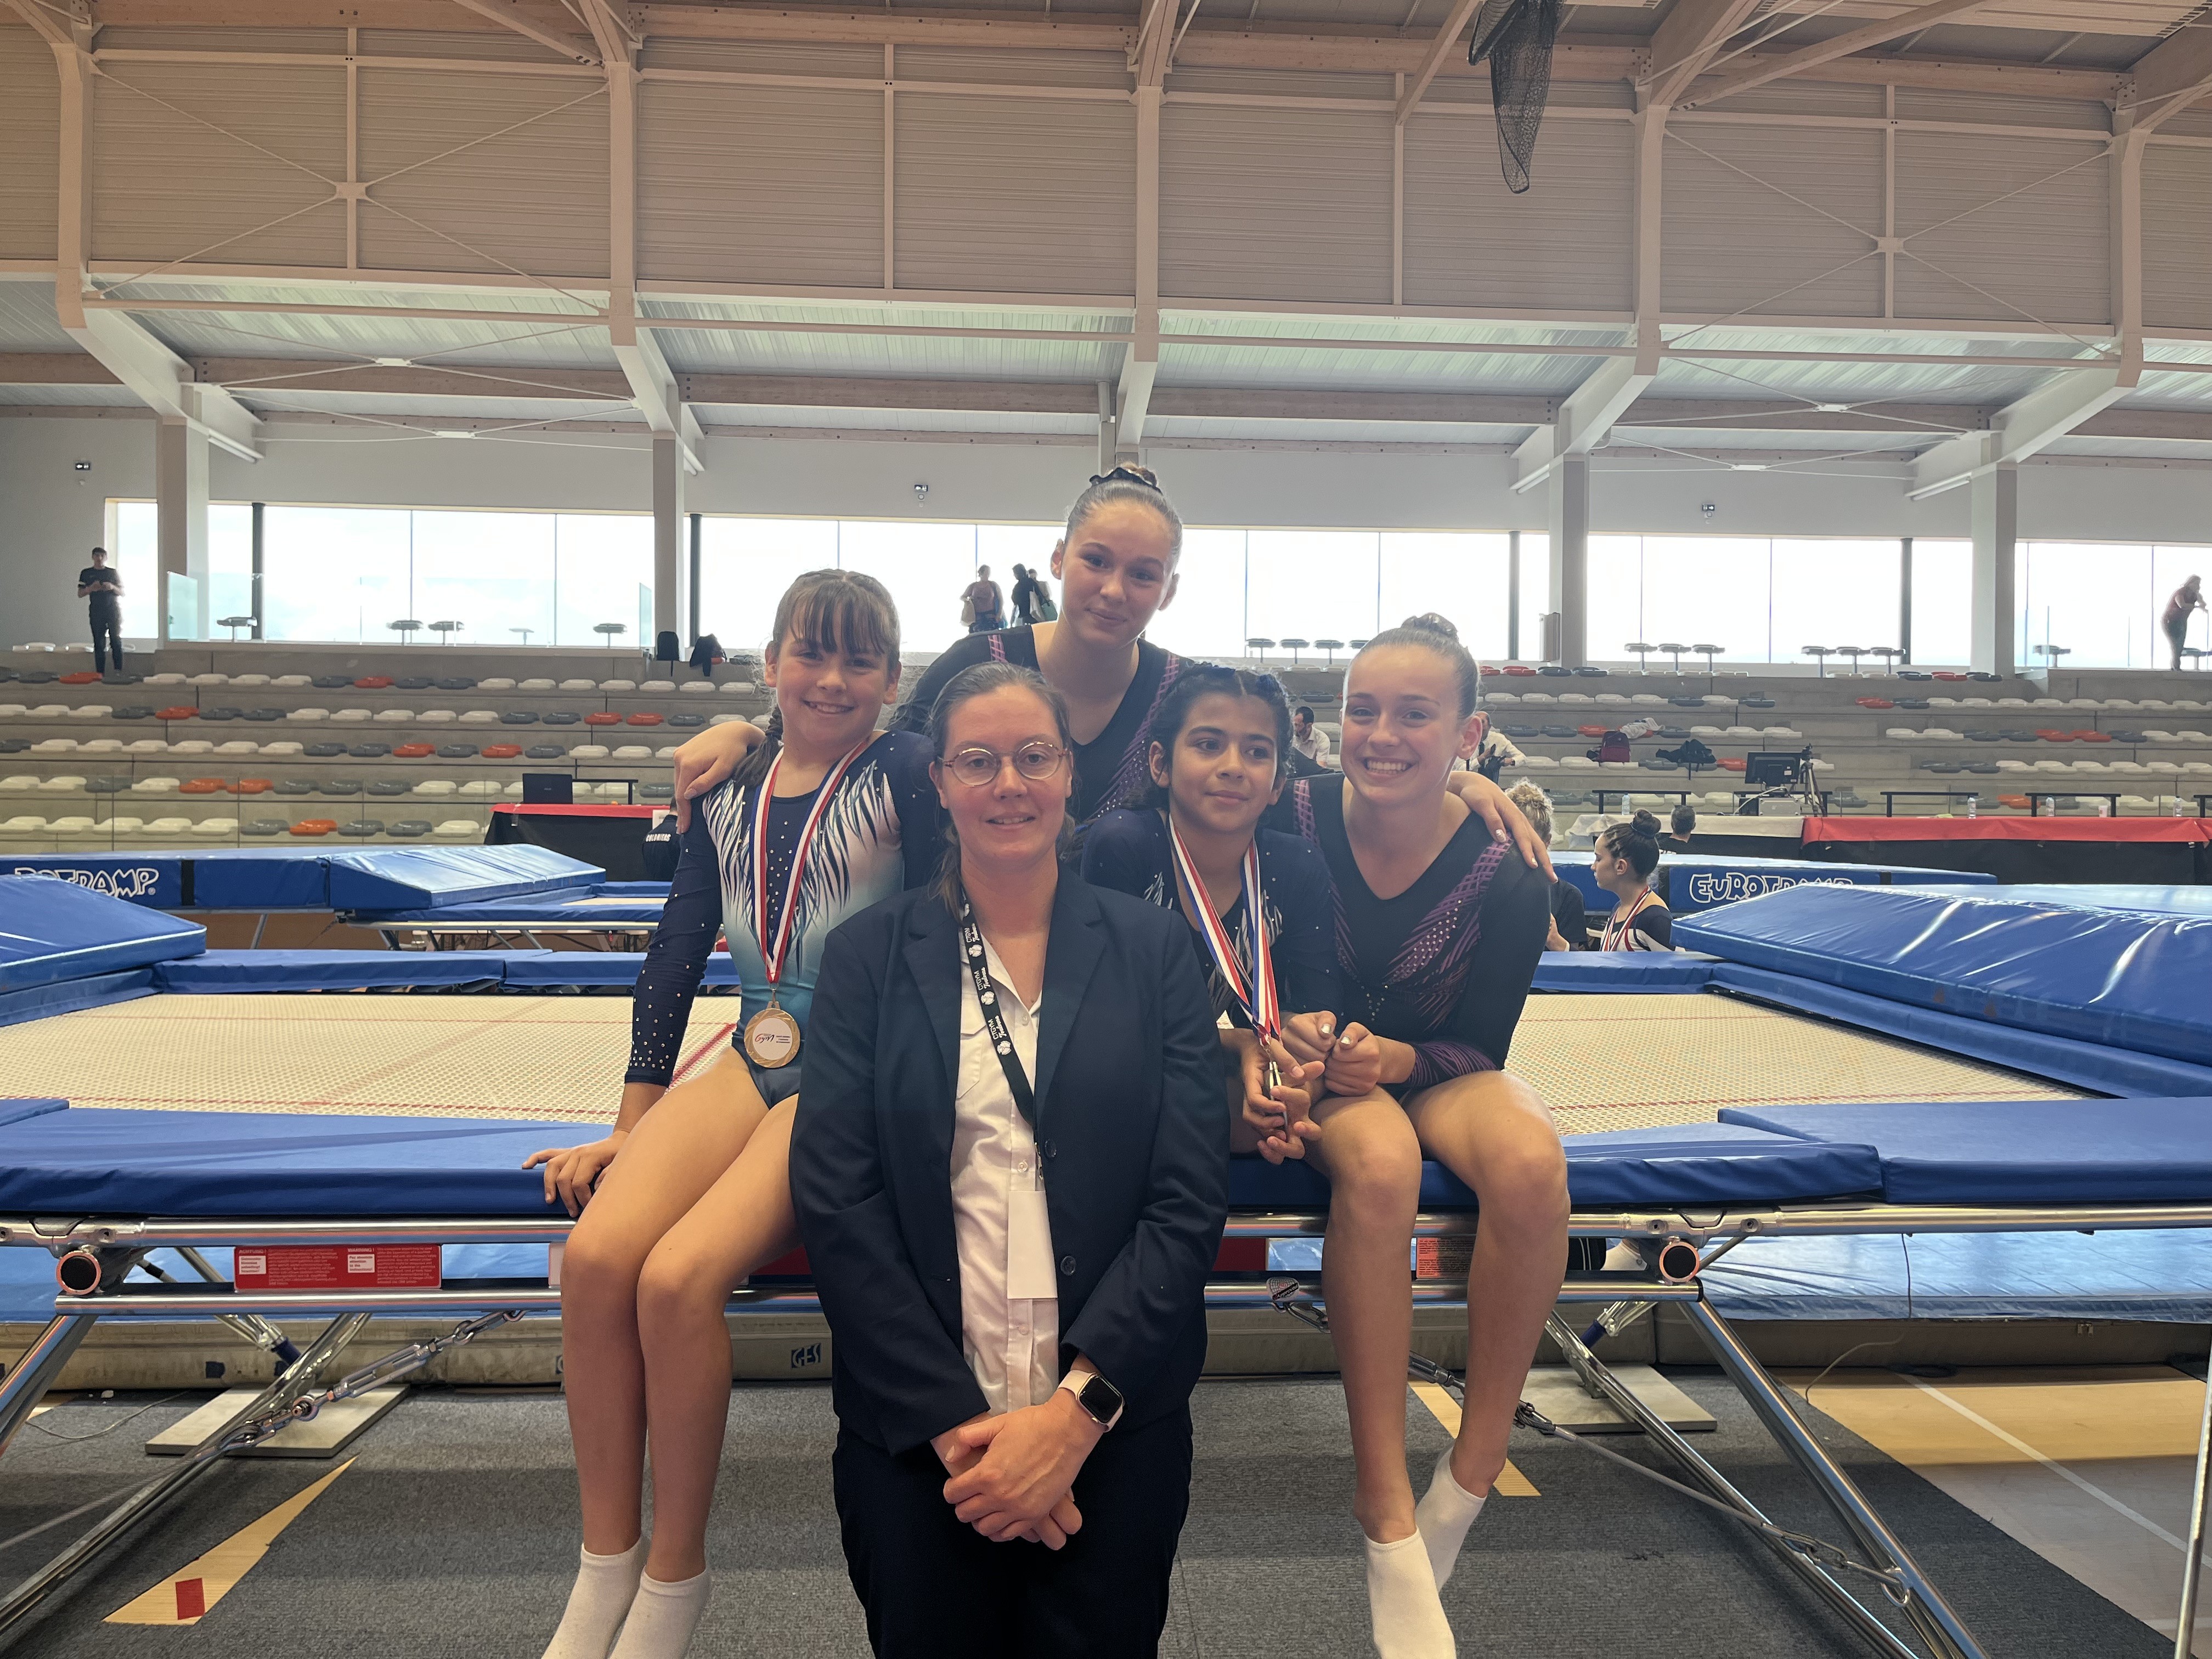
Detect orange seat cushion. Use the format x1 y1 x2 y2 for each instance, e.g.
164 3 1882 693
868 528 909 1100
481 743 523 759
1855 697 1894 709
1504 665 1537 676
156 706 200 720
1999 794 2033 810
393 743 435 758
584 711 623 726
178 778 224 794
289 819 337 836
1932 671 1967 681
230 778 273 794
1577 724 1608 738
2074 730 2112 742
60 671 103 685
625 712 664 726
354 676 393 689
1718 757 1747 772
2035 729 2074 741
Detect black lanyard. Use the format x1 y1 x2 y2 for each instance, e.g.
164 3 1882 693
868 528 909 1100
960 900 1036 1124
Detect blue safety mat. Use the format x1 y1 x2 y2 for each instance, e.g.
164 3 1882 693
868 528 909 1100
0 1099 68 1127
321 846 604 911
1681 884 2212 1066
503 951 737 989
0 1105 594 1218
1720 1098 2212 1205
1532 952 1715 991
0 876 205 993
1912 884 2212 920
184 847 346 910
1228 1121 1880 1212
357 886 667 924
1711 963 2212 1099
1697 1230 2212 1322
1551 851 1990 917
0 969 157 1029
151 950 526 992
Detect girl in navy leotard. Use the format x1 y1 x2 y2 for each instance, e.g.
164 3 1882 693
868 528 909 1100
523 571 940 1659
1081 663 1341 1155
1278 617 1558 1659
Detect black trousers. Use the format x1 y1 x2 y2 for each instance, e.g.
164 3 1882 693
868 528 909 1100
89 608 123 674
832 1405 1192 1658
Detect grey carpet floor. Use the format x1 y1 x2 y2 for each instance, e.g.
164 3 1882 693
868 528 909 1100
0 1374 2172 1658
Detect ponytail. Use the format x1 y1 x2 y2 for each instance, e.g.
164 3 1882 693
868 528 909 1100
1600 809 1662 878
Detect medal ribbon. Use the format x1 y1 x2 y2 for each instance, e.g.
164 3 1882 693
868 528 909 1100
1164 820 1278 1041
751 738 871 991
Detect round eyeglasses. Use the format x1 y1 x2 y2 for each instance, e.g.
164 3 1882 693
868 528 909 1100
940 742 1069 787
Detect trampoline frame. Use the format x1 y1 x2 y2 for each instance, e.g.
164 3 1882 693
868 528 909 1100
4 1201 2209 1659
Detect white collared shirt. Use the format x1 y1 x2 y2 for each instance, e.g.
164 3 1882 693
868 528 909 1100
1293 725 1331 766
951 933 1060 1414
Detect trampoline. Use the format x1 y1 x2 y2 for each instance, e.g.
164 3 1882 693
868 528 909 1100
2 867 2210 1659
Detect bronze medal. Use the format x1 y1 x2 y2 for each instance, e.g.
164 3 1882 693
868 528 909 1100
743 1000 801 1069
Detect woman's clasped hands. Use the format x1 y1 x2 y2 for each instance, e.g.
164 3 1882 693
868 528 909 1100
931 1384 1105 1550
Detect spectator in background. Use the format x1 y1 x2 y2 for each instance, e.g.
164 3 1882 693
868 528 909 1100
2165 575 2206 671
1593 811 1674 951
77 546 123 675
1291 704 1331 769
1661 802 1695 853
1509 783 1586 951
1009 562 1054 625
962 565 1005 634
1473 717 1523 781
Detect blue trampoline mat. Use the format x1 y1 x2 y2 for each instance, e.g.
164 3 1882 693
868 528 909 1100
0 875 205 994
356 888 668 924
1720 1097 2212 1205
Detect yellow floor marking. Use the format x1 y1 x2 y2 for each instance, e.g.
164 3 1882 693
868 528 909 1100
1410 1384 1538 1496
1784 1368 2211 1654
105 1459 354 1626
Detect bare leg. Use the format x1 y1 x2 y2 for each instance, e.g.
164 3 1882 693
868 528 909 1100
632 1098 801 1583
1403 1071 1567 1496
1305 1090 1426 1543
558 1053 769 1555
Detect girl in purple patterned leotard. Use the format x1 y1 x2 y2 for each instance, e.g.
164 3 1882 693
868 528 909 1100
1276 616 1559 1659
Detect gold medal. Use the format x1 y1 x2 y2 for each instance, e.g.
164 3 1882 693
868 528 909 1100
743 1000 802 1069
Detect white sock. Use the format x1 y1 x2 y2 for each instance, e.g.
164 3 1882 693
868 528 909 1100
542 1538 645 1659
1414 1448 1488 1590
1363 1531 1456 1658
608 1568 710 1659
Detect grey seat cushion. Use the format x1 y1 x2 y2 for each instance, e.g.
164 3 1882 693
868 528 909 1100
312 675 352 689
274 780 316 797
541 711 582 726
200 708 244 721
348 743 392 758
525 744 566 759
667 712 706 728
304 742 347 758
241 819 289 836
435 678 476 691
337 820 383 837
366 780 410 797
390 819 433 837
394 677 433 691
500 710 540 725
317 780 360 795
243 708 284 721
437 744 478 758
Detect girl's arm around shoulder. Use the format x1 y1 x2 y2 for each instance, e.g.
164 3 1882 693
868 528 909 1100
872 729 947 891
1076 808 1166 900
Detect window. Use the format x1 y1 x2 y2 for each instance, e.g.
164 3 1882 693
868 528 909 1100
263 507 413 644
837 521 983 655
1379 534 1505 663
1910 539 1973 667
1585 535 1646 664
2157 546 2212 665
1516 533 1549 662
111 502 159 640
1641 536 1774 664
551 514 653 649
1146 528 1248 661
697 517 840 655
1774 538 1900 662
412 511 556 648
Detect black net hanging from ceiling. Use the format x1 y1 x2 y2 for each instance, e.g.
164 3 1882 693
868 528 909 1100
1467 0 1561 194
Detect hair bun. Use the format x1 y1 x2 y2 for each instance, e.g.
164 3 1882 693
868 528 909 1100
1629 809 1661 837
1399 612 1460 641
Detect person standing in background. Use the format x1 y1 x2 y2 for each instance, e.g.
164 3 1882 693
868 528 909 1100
2164 575 2205 671
1290 705 1331 769
1009 563 1049 625
963 565 1005 634
77 547 124 674
1661 802 1695 853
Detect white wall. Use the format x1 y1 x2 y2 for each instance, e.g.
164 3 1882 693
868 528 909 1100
6 413 2209 648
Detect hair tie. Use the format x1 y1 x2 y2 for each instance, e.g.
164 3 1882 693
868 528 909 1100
1088 464 1160 489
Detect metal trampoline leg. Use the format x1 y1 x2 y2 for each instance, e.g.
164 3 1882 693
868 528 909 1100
1543 1314 1923 1659
0 1311 371 1647
1683 1298 1985 1659
2176 1348 2212 1659
0 1314 98 1459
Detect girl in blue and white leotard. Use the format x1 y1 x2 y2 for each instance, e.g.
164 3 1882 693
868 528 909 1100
523 570 940 1659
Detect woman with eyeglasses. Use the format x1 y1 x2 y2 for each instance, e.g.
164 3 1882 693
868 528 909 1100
523 570 945 1659
666 470 1557 866
793 661 1227 1656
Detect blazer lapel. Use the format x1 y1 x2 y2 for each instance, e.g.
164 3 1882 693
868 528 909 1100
1032 876 1106 1115
901 899 963 1106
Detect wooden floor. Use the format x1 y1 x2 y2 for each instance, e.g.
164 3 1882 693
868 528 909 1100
1786 1367 2212 1655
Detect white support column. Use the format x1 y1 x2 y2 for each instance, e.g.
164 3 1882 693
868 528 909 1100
156 415 210 643
1969 462 2016 680
1547 452 1589 666
652 432 687 647
1115 80 1163 461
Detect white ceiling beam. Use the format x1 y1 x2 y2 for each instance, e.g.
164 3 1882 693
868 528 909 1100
1677 0 2002 111
1641 0 1767 110
445 0 600 64
66 307 263 460
1908 361 2138 499
2120 16 2212 133
1511 354 1655 492
1394 0 1485 125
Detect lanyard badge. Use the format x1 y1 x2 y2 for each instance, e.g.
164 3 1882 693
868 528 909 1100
960 900 1037 1123
1165 821 1281 1089
742 740 868 1068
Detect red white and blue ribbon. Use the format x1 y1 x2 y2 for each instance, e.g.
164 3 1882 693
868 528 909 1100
1165 819 1279 1041
751 738 870 991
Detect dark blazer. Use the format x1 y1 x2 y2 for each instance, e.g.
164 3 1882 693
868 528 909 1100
792 874 1228 1458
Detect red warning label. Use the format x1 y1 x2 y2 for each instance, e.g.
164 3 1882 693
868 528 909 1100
232 1245 442 1290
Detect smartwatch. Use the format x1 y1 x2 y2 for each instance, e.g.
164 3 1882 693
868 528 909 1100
1057 1369 1125 1431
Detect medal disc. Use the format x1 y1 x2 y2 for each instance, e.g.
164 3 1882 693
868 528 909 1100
743 1003 802 1069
